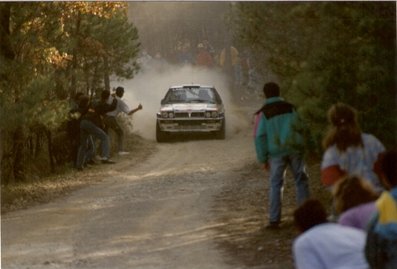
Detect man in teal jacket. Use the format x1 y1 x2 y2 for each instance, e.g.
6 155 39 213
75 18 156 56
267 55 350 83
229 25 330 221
255 82 310 229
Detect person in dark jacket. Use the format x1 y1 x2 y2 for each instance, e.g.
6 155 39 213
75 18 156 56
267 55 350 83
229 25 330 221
254 82 310 229
76 90 117 170
67 92 84 167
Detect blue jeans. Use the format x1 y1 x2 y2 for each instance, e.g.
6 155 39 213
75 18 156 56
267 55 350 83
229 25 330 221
104 116 124 152
85 135 96 163
268 155 310 223
76 120 110 168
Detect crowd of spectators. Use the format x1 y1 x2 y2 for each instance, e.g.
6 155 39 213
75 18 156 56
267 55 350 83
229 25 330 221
254 82 396 269
67 87 143 171
138 38 259 91
296 102 397 268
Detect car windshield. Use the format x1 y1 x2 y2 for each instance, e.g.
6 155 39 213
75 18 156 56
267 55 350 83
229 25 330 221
163 87 221 104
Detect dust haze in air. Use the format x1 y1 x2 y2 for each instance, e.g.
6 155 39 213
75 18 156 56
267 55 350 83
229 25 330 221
114 62 249 141
109 2 250 141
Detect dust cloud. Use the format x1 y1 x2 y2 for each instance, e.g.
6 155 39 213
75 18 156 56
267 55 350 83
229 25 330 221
112 61 250 141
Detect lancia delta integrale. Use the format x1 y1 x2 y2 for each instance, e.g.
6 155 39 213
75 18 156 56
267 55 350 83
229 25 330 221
156 84 225 142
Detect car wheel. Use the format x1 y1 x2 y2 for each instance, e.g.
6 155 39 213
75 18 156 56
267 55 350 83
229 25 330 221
156 122 168 142
215 119 226 140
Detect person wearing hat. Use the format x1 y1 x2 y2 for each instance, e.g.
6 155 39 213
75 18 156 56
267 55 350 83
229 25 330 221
321 102 385 192
105 86 142 155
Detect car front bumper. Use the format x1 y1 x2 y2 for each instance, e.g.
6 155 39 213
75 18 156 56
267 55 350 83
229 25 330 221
157 118 224 133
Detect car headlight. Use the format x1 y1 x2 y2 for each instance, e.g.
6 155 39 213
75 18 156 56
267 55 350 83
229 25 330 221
161 111 174 118
205 111 218 118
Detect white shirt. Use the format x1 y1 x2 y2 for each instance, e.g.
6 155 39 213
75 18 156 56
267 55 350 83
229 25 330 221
106 96 130 117
321 133 385 192
293 223 369 269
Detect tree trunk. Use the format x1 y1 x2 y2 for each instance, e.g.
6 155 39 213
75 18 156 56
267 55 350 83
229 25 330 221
70 13 81 96
0 4 14 61
35 129 42 158
12 127 25 181
46 130 55 172
0 129 3 183
103 55 110 91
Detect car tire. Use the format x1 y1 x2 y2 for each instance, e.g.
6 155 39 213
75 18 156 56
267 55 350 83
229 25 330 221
215 119 226 140
156 122 168 142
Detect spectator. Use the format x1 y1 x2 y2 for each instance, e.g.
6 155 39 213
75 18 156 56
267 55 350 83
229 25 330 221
76 91 117 170
219 44 241 85
321 102 385 192
293 199 369 269
176 39 193 65
195 43 213 68
67 92 84 167
239 49 251 86
254 82 310 229
365 149 397 269
202 39 215 57
105 86 142 155
333 175 379 230
70 92 84 111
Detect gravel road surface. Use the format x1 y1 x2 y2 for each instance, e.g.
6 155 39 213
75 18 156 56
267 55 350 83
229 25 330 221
2 103 299 269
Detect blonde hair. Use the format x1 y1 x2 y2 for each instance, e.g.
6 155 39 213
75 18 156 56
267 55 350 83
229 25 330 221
333 175 378 214
322 102 363 151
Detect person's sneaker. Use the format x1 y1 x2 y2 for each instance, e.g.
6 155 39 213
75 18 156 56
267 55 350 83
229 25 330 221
118 151 130 156
265 222 280 230
101 158 115 164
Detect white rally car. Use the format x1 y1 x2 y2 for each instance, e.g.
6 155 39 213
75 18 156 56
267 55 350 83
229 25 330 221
156 84 225 142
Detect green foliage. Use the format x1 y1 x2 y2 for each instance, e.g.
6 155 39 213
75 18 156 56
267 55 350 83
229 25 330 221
87 8 140 79
0 2 141 181
1 1 140 129
233 2 396 151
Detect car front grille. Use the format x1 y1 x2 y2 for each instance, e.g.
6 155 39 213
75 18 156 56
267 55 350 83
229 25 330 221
191 112 205 118
174 112 205 118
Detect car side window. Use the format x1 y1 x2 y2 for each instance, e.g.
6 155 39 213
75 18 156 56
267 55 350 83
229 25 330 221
212 89 223 104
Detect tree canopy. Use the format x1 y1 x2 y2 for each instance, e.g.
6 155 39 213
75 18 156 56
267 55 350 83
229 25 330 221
233 2 396 151
0 2 140 181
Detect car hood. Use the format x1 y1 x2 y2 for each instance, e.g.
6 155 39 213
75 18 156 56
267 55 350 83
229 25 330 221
160 103 221 111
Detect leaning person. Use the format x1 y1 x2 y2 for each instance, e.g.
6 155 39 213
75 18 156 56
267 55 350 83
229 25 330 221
105 86 142 155
293 199 369 269
254 82 310 229
76 91 117 170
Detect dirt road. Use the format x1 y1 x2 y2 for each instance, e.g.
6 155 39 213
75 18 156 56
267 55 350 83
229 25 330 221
2 103 301 269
